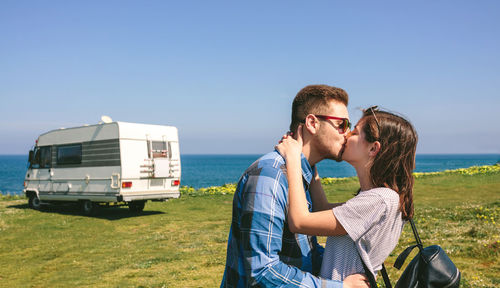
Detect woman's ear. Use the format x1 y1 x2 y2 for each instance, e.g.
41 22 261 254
369 141 381 157
303 114 319 135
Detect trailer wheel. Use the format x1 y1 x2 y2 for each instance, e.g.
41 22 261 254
28 194 41 210
129 201 146 213
81 200 96 216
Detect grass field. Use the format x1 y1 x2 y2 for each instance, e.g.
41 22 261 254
0 165 499 287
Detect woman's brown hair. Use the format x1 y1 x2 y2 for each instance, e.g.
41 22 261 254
360 108 418 220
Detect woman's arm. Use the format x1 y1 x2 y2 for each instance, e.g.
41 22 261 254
276 126 347 237
309 169 344 212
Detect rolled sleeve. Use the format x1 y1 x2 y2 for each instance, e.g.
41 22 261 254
333 192 386 242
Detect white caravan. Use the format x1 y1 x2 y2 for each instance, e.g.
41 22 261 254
23 118 181 215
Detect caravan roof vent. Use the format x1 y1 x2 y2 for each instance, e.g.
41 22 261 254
101 115 113 124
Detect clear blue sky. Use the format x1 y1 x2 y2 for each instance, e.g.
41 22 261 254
1 1 499 155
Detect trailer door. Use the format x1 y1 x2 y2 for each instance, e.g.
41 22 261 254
147 140 170 178
146 140 180 178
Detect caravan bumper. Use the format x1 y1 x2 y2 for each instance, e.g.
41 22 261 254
118 191 180 202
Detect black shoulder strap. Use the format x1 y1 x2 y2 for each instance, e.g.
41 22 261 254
360 257 378 288
394 244 419 269
380 264 392 288
359 254 392 288
409 218 424 250
358 218 424 287
394 219 425 268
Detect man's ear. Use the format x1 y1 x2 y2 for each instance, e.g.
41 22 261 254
303 114 319 135
369 141 381 157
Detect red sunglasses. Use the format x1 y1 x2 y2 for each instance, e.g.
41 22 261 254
314 115 351 134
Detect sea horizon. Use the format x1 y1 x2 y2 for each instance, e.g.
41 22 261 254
1 153 499 195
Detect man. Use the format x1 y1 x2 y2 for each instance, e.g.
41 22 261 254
221 85 368 287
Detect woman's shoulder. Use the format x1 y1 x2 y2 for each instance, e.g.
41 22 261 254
361 187 400 204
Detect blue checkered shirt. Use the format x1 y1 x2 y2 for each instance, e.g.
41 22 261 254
221 151 342 287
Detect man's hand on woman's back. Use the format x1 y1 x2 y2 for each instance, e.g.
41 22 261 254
343 273 370 288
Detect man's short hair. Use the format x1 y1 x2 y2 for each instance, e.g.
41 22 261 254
290 85 349 132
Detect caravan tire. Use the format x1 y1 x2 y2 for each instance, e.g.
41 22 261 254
129 201 146 213
81 200 96 216
28 194 41 210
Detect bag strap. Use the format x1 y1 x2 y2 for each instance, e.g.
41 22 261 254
393 244 419 269
380 264 392 288
358 219 424 287
359 254 392 288
394 219 425 270
360 256 378 288
409 218 424 250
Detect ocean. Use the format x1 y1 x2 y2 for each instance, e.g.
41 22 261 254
1 154 499 195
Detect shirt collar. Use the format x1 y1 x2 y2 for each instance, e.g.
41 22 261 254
300 153 314 186
274 149 314 187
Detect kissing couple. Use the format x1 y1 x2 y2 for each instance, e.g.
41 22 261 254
221 85 417 288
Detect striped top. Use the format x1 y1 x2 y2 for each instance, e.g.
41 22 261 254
320 187 405 281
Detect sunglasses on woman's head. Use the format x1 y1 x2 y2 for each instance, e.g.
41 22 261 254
363 106 381 136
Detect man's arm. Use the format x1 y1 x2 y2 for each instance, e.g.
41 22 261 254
310 169 344 212
239 166 343 287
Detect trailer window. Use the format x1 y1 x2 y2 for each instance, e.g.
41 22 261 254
57 144 82 165
168 141 179 159
40 146 52 168
148 141 168 158
30 148 41 168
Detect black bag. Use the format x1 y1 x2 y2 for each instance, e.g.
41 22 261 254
362 219 461 288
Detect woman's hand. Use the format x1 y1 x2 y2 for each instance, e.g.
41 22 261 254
278 123 348 237
275 124 303 161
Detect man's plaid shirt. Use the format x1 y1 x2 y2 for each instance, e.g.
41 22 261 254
220 151 342 287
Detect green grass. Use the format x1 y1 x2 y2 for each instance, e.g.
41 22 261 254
0 166 499 287
321 169 500 287
0 196 232 287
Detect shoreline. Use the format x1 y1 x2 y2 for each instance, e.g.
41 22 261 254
1 154 499 194
181 164 500 196
1 164 499 198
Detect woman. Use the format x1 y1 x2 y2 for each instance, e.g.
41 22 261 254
276 107 417 282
